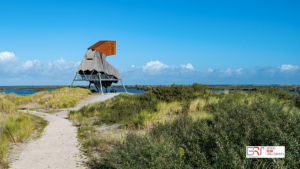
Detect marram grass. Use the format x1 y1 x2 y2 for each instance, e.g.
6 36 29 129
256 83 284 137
2 87 91 109
0 97 16 114
69 85 300 168
39 87 91 109
0 112 47 167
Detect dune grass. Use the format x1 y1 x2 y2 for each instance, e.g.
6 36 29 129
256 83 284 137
69 84 300 168
0 87 91 168
1 91 49 106
0 97 16 114
1 87 91 109
0 112 47 167
92 89 300 168
38 87 91 109
14 91 49 105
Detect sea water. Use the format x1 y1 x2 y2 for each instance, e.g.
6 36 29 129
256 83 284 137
1 88 145 95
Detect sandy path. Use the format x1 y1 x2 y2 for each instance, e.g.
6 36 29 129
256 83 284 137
9 93 120 169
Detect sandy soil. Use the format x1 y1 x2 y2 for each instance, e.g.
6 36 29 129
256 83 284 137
9 93 120 169
18 94 53 109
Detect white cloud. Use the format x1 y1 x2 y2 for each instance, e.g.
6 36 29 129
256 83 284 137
23 60 33 69
142 60 169 71
180 63 194 70
0 51 16 62
280 64 299 72
236 68 243 74
121 62 300 85
1 52 300 85
0 51 80 85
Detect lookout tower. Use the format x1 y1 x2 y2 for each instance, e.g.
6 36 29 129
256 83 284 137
70 40 127 94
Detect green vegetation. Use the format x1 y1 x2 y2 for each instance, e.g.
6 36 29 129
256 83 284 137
1 87 91 109
70 84 207 128
0 87 90 167
0 86 64 90
38 87 91 109
0 96 47 167
110 84 300 92
70 84 300 168
0 97 16 114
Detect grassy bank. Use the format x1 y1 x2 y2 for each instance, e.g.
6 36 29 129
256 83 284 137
0 97 47 168
70 84 300 168
1 87 91 109
0 86 64 90
0 87 90 168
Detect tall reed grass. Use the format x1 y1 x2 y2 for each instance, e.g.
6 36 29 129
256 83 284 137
0 112 46 167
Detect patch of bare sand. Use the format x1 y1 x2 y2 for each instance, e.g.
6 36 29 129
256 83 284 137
9 93 120 169
18 102 42 109
17 94 53 109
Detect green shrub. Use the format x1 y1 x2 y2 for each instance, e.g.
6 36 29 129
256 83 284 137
91 91 300 168
71 85 300 168
75 84 208 126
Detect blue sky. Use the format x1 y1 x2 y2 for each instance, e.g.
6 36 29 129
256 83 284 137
0 0 299 85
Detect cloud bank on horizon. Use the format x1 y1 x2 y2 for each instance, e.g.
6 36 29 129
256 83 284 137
0 51 299 85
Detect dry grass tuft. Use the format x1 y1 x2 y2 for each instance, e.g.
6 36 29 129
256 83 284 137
0 112 46 165
189 98 206 113
189 110 214 121
129 110 164 129
0 97 16 114
39 87 91 109
156 101 182 115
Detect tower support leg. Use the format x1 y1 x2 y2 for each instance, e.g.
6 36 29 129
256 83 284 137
88 82 92 90
120 80 127 93
94 82 100 92
70 73 77 88
98 73 103 94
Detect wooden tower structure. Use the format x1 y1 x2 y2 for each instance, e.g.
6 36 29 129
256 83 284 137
70 41 127 93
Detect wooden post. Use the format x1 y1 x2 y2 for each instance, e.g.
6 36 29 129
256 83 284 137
98 73 103 94
88 82 92 90
120 80 127 93
70 73 77 88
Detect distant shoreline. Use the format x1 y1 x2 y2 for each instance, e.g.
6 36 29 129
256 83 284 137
0 84 299 91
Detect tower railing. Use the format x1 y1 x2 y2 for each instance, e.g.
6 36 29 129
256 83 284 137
75 74 117 81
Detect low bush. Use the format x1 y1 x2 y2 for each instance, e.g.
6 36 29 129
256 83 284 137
93 93 300 168
70 85 300 168
73 84 208 127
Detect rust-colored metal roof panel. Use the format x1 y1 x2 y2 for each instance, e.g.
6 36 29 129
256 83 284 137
88 41 116 55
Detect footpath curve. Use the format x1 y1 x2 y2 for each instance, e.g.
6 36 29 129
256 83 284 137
10 93 120 169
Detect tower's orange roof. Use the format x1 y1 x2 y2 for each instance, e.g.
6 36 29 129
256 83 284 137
88 41 116 55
